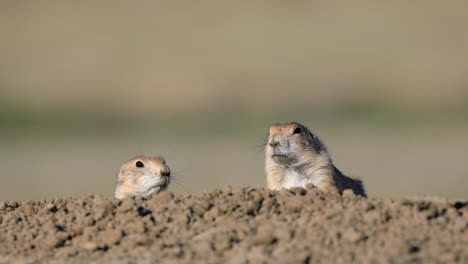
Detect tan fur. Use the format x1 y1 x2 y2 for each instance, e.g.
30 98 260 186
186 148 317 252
265 122 366 197
115 156 171 199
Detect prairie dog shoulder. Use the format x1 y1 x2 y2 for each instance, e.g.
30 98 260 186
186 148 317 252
265 122 366 197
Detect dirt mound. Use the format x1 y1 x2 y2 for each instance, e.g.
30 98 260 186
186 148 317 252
0 186 466 263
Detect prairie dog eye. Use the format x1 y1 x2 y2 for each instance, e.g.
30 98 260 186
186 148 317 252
136 161 144 168
293 127 302 134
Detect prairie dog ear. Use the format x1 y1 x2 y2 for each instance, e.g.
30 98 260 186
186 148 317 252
309 131 314 139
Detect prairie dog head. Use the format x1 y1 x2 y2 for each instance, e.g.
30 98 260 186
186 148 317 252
265 122 329 166
115 156 171 199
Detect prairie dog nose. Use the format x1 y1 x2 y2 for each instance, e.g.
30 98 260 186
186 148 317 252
269 141 279 148
159 165 171 177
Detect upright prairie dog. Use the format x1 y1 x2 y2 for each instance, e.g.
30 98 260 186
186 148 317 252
265 122 366 197
115 156 171 199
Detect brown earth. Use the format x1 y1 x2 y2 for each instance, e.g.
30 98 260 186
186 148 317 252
0 186 466 264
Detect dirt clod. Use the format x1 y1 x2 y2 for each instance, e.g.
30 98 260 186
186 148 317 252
81 242 98 251
99 229 123 246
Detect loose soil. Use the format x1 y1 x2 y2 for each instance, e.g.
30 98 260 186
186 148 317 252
0 186 466 263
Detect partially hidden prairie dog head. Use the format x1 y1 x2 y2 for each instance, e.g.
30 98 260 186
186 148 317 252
265 122 330 166
115 156 171 199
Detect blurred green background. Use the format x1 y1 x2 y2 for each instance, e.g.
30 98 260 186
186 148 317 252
1 1 467 200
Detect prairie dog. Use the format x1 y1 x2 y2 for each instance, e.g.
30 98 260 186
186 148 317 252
265 122 366 197
115 156 171 199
